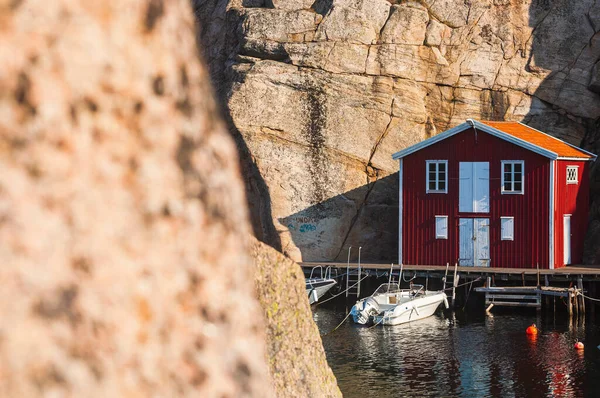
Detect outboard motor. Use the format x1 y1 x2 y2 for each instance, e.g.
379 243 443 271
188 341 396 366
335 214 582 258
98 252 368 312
351 297 380 325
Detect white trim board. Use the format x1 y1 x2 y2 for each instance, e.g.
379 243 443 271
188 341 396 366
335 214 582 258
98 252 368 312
549 159 555 270
398 159 403 265
391 120 594 161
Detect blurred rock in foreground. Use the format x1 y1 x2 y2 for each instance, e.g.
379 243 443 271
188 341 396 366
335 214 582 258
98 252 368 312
251 238 341 397
0 0 271 396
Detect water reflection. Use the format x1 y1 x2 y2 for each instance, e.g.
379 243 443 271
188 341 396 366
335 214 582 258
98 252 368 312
316 308 600 397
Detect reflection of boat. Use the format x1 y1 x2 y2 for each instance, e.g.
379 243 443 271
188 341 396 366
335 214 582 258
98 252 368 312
306 266 337 305
350 283 448 326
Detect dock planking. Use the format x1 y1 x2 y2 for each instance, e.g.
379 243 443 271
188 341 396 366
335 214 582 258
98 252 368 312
300 262 600 281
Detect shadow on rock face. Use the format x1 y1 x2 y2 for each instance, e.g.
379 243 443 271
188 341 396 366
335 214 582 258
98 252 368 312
279 172 399 263
193 0 283 251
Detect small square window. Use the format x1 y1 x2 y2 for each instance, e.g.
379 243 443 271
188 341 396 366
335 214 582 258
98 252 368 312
566 166 578 184
435 216 448 239
426 161 448 194
501 217 514 241
501 161 524 194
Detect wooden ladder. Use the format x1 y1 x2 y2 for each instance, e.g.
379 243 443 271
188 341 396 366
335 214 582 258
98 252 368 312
346 246 362 298
442 262 459 306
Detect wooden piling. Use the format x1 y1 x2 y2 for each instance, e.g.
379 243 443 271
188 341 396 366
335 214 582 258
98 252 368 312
590 282 596 317
577 278 585 316
568 291 573 318
544 275 550 308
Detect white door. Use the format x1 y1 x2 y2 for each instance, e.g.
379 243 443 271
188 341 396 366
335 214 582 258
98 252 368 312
459 162 489 213
564 215 571 265
459 218 473 266
458 218 490 267
474 218 490 267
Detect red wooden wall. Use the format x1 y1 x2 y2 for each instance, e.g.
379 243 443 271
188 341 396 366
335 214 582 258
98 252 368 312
553 160 590 268
402 127 551 268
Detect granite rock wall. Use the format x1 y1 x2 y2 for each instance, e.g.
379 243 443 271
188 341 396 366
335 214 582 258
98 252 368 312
196 0 600 263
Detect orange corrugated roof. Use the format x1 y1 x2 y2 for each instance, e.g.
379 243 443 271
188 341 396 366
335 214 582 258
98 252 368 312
480 121 593 159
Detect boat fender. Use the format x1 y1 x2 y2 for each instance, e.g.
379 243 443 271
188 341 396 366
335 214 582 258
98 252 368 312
526 324 538 335
310 289 319 303
443 296 449 309
575 341 584 350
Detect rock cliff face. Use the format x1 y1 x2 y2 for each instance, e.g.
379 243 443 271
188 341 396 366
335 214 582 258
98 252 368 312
196 0 600 263
251 238 341 397
0 0 272 395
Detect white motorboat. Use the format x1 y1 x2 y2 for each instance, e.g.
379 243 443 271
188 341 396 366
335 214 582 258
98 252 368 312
350 282 449 326
306 266 337 305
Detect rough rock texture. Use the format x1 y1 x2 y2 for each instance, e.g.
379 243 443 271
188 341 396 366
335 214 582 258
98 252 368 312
0 0 272 396
196 0 600 263
251 238 341 398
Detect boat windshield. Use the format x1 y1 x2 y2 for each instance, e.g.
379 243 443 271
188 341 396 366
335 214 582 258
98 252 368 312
372 283 401 295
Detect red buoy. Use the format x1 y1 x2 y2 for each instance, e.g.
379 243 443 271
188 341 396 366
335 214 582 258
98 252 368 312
526 324 538 335
574 341 584 350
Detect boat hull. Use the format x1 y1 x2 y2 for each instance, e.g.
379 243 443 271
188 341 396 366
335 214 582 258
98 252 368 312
373 293 447 326
306 279 337 304
351 290 447 326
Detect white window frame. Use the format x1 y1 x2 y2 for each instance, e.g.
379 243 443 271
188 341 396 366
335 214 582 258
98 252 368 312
426 160 448 194
566 166 578 184
435 215 448 239
501 216 514 241
501 160 525 195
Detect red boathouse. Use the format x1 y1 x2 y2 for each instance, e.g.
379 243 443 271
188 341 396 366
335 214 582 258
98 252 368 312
392 120 596 269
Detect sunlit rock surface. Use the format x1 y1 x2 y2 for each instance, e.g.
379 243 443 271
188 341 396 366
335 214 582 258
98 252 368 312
251 238 341 397
196 0 600 264
0 0 271 395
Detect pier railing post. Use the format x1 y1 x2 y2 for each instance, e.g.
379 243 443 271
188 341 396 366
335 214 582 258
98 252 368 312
357 247 362 298
345 246 352 298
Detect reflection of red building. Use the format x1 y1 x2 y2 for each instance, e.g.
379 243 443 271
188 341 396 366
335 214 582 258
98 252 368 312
393 120 596 269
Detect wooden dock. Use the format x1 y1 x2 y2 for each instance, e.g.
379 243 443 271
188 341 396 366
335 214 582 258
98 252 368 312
474 285 586 317
300 262 600 282
301 262 597 315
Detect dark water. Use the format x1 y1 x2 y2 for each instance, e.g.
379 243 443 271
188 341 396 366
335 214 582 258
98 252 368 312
315 308 600 397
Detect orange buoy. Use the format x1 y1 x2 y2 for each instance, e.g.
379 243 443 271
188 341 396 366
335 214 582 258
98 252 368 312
574 341 584 350
526 324 538 335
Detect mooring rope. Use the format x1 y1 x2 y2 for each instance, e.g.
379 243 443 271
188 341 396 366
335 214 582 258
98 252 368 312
443 277 482 291
580 292 600 303
321 311 352 337
367 316 385 329
314 273 371 306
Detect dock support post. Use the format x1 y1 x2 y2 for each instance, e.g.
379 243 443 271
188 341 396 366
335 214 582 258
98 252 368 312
452 263 458 305
544 275 550 309
578 278 585 316
590 282 596 318
568 291 573 318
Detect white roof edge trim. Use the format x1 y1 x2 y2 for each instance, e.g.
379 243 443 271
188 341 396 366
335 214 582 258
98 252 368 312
517 122 597 160
391 120 559 160
391 122 471 160
557 156 597 161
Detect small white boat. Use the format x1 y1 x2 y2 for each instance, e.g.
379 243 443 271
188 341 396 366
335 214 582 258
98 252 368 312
306 266 337 304
350 283 448 326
